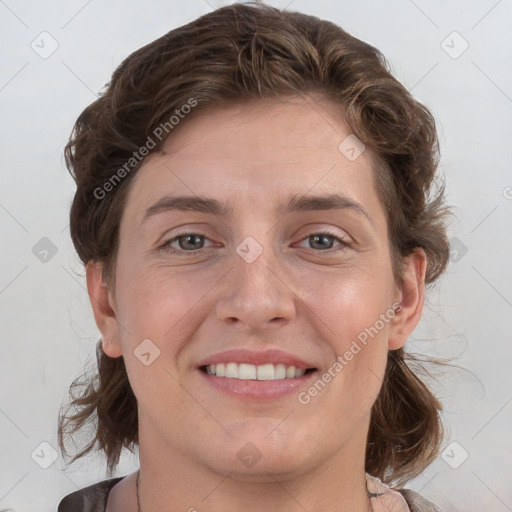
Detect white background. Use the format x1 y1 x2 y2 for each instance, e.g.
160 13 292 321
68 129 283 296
0 1 511 510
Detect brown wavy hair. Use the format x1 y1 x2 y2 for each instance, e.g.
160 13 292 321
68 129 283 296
58 2 452 488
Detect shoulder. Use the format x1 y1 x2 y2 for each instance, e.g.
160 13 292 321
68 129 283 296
57 476 125 512
366 473 443 512
398 488 444 512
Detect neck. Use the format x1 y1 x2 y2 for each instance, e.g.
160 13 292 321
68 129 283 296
136 428 373 512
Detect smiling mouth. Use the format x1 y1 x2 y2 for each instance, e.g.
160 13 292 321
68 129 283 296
199 362 317 381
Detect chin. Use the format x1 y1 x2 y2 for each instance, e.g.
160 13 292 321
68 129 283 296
201 420 312 478
213 452 307 482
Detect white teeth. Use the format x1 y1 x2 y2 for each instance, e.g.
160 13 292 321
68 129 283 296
274 363 286 379
238 363 257 380
226 362 238 378
257 363 274 380
286 365 296 379
203 362 310 380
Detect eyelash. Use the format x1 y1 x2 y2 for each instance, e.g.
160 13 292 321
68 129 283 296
159 230 351 256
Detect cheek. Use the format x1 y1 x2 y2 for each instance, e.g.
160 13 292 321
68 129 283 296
301 263 393 405
305 259 394 344
115 256 212 338
301 328 389 430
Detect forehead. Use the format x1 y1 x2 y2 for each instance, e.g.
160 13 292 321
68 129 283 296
162 96 362 163
121 97 383 225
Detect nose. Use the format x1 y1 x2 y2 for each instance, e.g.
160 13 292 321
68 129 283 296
215 239 296 332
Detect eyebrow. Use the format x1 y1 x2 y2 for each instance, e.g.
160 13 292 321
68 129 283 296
140 193 372 227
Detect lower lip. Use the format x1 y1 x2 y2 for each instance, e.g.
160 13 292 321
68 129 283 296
197 369 318 401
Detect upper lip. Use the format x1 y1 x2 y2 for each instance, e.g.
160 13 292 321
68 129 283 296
197 349 317 370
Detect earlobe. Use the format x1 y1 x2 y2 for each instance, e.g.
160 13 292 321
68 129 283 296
85 261 123 358
387 248 427 350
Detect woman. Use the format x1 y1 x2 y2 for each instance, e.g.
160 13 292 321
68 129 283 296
57 3 451 511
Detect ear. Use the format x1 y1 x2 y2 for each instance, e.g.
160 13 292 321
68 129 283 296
85 261 123 358
388 248 427 350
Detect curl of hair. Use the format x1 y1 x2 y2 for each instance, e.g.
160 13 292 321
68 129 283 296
58 2 452 485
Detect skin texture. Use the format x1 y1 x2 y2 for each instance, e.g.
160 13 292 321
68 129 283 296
88 95 426 512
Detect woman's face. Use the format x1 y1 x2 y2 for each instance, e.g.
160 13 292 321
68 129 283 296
90 96 425 479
